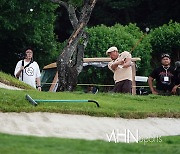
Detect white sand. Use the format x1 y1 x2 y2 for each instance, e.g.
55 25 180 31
0 82 179 142
0 112 179 143
0 82 22 90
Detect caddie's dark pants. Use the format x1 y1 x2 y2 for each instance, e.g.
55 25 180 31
113 79 132 93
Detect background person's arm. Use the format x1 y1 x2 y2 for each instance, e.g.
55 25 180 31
35 62 41 91
171 84 180 94
36 77 41 91
15 66 24 78
14 61 24 78
148 76 158 94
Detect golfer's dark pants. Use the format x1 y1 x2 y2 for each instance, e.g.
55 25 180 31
113 79 132 93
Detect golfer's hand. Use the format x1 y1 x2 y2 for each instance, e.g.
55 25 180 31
118 60 124 65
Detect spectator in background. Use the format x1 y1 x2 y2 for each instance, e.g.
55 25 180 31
107 46 132 93
148 54 178 95
14 49 41 91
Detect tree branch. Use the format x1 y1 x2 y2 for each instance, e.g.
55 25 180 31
68 5 78 29
79 0 97 23
50 0 68 10
51 0 78 29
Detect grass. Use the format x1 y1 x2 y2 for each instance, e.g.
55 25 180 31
0 133 179 154
0 72 179 153
0 71 179 118
0 88 179 118
0 71 33 90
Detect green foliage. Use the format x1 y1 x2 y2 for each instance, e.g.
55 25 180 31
150 21 180 67
78 24 152 85
78 66 114 86
0 0 59 73
67 0 83 7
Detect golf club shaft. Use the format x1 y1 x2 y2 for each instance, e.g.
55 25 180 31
34 100 89 102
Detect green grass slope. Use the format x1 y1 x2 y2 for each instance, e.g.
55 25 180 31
0 88 179 118
0 133 179 154
0 71 179 118
0 71 34 90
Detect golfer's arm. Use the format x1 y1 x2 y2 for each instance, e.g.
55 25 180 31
123 58 131 68
148 77 155 92
111 60 122 70
111 63 118 70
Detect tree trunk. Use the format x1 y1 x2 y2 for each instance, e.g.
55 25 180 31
51 0 97 91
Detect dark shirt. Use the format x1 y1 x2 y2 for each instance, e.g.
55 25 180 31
149 66 175 91
174 68 180 85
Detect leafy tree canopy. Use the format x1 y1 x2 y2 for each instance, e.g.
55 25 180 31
150 21 180 67
0 0 59 73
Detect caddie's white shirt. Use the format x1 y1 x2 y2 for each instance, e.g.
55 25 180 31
14 60 41 88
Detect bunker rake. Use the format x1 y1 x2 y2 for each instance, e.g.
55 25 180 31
25 94 100 107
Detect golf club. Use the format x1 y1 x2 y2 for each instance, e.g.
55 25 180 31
26 94 100 107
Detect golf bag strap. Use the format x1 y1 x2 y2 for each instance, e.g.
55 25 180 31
22 60 24 81
21 60 34 81
24 60 34 69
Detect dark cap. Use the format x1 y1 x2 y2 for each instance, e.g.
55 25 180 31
161 53 170 59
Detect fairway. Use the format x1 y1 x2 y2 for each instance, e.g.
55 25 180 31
0 133 179 154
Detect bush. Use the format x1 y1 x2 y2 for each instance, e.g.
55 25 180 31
150 21 180 68
78 24 152 85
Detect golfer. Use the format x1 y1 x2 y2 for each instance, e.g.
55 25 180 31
107 46 132 93
14 49 41 91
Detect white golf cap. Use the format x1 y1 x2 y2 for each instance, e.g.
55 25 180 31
106 46 118 55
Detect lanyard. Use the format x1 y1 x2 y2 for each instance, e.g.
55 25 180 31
162 66 169 76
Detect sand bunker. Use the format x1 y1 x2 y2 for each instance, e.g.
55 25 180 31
0 112 179 143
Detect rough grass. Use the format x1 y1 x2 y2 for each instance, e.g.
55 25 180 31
0 71 33 90
0 133 179 154
0 88 179 118
0 71 179 118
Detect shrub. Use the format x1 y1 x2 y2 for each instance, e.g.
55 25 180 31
78 24 152 85
150 21 180 68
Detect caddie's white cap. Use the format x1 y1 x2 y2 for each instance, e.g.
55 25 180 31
106 46 118 55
